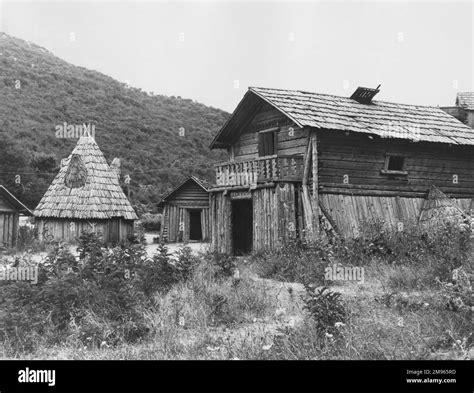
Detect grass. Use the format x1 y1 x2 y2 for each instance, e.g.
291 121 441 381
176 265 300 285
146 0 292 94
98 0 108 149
0 221 472 360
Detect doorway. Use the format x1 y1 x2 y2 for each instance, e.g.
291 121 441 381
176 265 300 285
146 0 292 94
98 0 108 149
189 210 203 241
231 199 253 255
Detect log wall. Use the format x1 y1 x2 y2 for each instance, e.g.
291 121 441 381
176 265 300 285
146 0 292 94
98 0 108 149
318 130 474 198
319 194 472 238
210 183 299 254
35 218 134 243
160 180 211 243
0 212 19 248
161 205 210 243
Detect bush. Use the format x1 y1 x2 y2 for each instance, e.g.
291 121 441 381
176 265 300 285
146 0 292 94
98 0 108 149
343 219 471 271
139 213 161 232
0 233 198 355
303 285 347 336
206 252 237 280
250 238 329 285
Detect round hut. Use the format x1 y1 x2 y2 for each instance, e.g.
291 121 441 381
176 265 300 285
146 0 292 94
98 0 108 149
34 136 138 243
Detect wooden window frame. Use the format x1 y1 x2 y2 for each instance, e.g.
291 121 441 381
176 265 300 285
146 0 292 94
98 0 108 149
258 127 279 157
381 154 408 176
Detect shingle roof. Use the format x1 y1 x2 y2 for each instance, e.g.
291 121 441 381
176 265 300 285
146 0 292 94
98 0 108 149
159 176 212 205
0 185 32 215
210 87 474 148
456 92 474 110
34 137 138 220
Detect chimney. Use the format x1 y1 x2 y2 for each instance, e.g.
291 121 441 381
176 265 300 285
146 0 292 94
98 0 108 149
350 85 381 104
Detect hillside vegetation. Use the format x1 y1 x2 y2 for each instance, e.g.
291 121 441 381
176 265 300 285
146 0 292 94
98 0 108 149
0 33 228 211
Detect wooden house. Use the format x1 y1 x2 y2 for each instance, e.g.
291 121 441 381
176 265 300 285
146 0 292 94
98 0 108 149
209 86 474 254
0 185 32 248
34 136 138 243
159 176 211 243
441 92 474 128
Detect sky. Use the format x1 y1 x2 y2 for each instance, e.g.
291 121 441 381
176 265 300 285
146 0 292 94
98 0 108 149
0 1 473 112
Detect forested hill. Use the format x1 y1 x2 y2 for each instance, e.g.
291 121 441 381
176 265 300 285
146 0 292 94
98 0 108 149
0 33 228 212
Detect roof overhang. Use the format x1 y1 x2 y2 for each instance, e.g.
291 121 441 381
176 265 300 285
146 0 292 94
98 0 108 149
0 186 33 215
160 176 211 204
209 88 301 149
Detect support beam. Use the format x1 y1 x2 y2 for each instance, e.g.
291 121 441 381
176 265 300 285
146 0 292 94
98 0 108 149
302 131 315 240
311 131 319 233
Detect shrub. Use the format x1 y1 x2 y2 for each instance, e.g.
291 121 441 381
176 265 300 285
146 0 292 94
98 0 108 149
302 285 347 336
206 252 237 280
0 234 171 354
139 213 161 232
250 238 328 285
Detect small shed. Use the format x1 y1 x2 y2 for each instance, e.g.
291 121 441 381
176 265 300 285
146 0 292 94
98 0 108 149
34 136 138 243
0 185 32 248
159 176 212 243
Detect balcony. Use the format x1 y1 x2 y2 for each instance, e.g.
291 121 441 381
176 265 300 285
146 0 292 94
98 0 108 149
215 155 304 187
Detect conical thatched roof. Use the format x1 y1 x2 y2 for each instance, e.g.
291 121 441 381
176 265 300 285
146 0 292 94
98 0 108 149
418 185 466 225
34 136 138 220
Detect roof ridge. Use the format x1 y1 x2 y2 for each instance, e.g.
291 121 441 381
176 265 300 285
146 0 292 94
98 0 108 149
249 86 445 110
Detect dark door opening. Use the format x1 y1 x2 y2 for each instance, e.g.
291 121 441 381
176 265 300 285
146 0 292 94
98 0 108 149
189 210 203 241
232 199 253 255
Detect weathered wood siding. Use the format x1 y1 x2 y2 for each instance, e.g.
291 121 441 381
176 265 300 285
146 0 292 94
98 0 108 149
319 194 472 238
230 104 307 162
160 180 211 243
0 195 19 248
161 205 210 243
166 181 210 207
210 183 299 254
212 112 474 249
0 212 19 247
210 192 232 253
318 130 474 198
35 218 134 243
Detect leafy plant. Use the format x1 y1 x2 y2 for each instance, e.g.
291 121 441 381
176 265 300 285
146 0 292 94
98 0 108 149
303 285 347 336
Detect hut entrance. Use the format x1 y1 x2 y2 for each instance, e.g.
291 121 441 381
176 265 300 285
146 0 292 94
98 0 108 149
189 210 203 241
231 199 253 255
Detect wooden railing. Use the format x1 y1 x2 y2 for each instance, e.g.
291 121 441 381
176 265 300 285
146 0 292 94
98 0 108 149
215 155 304 187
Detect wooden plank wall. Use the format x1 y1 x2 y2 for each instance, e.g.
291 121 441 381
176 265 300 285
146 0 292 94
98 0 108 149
0 212 18 247
210 192 232 253
210 184 298 254
230 103 307 162
36 218 133 243
319 194 473 238
233 125 308 161
162 205 210 243
166 181 210 207
318 130 474 198
253 187 279 250
200 208 210 240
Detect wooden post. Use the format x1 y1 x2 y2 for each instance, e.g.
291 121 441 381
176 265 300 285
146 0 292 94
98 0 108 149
311 131 319 233
302 130 315 240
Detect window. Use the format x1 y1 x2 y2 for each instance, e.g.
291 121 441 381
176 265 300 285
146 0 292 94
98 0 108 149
258 130 277 157
382 154 407 175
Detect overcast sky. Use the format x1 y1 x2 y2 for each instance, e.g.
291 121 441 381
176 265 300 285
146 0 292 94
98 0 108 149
1 1 472 112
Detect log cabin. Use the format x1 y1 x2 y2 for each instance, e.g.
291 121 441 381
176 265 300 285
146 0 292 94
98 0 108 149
209 86 474 255
159 176 211 243
0 185 32 248
34 136 138 243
